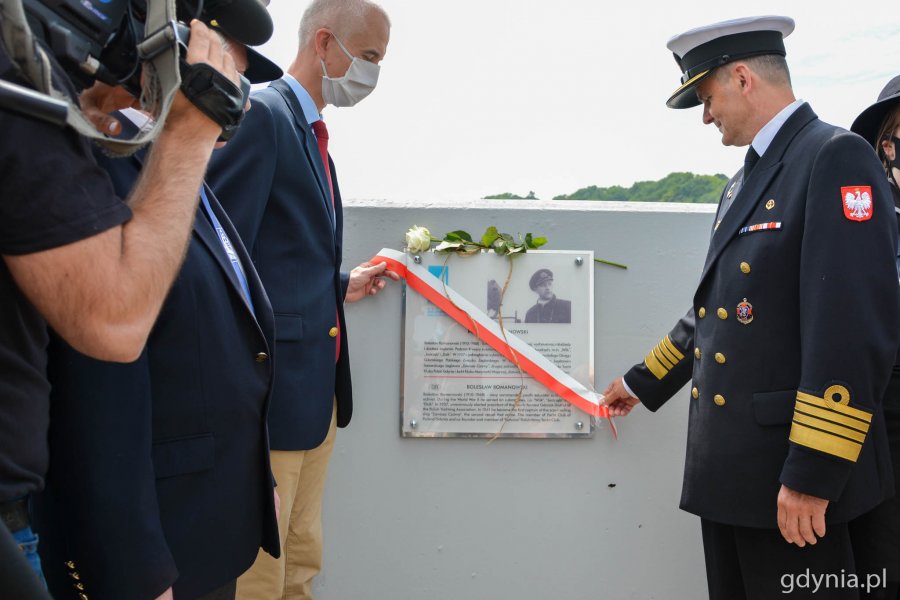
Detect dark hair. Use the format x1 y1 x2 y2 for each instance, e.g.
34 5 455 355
875 105 900 185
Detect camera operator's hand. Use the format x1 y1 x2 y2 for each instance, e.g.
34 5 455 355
167 19 240 141
80 81 141 135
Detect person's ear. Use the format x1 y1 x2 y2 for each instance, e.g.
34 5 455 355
314 29 332 61
882 138 896 162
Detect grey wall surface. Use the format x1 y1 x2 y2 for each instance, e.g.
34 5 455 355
314 199 717 600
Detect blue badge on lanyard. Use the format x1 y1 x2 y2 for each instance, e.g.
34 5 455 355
199 186 255 315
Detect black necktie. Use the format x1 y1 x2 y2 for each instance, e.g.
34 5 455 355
744 146 760 179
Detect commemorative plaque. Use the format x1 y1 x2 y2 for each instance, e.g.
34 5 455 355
400 250 595 438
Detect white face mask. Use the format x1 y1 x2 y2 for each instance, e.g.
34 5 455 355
320 33 380 107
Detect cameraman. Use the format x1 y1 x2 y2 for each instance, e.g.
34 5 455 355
0 5 242 586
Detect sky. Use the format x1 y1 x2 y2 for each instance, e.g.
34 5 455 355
254 1 900 203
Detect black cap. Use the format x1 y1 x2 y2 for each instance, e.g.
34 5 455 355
666 16 795 109
850 75 900 148
529 269 554 291
179 0 282 83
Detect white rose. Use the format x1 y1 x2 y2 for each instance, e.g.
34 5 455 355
405 225 432 254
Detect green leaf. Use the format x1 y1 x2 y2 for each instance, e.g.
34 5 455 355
435 241 463 252
481 226 500 247
500 233 514 243
445 230 473 243
530 236 548 248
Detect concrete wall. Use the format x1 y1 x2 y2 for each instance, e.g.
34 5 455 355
314 199 717 600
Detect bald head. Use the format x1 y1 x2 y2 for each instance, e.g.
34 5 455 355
298 0 390 49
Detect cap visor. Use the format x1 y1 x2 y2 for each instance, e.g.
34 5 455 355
245 47 283 84
666 69 711 109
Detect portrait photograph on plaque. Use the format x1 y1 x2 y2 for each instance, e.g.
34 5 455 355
400 250 595 438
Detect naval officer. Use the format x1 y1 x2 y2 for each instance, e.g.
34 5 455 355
602 16 899 599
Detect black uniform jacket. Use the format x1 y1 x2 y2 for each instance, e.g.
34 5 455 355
525 296 572 323
207 79 352 451
36 125 280 599
624 103 900 529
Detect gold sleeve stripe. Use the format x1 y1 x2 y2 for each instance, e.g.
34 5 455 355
643 336 686 381
789 421 862 462
656 342 678 365
796 391 872 423
661 336 685 361
794 403 869 434
654 345 677 368
792 412 867 443
644 349 669 380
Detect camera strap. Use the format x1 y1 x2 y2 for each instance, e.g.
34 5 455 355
0 0 181 156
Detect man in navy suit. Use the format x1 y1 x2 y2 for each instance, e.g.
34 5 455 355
206 1 395 597
34 3 284 599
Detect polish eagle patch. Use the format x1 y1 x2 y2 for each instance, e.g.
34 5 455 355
841 186 873 222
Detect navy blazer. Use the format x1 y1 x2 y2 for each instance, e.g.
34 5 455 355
624 104 899 528
35 125 280 599
207 79 352 451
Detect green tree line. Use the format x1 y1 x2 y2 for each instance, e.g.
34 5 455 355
554 172 728 203
483 172 729 203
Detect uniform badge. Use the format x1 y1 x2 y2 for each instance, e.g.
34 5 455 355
842 186 873 221
726 182 737 199
736 298 753 325
765 199 775 210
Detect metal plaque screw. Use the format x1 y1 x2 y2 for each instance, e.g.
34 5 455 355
410 419 418 429
413 255 422 264
575 421 584 430
575 257 584 266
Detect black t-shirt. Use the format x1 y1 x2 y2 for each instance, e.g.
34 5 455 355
0 45 132 501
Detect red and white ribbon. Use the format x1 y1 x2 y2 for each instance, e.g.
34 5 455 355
373 248 615 435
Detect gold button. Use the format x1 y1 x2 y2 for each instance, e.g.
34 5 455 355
714 394 726 406
698 307 706 318
691 387 699 399
694 347 701 359
255 352 268 363
79 593 89 600
76 583 85 591
766 199 775 210
715 352 726 364
717 308 728 320
329 327 338 338
65 561 75 569
740 262 751 274
70 571 81 580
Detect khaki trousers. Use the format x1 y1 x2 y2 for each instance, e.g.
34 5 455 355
236 405 337 600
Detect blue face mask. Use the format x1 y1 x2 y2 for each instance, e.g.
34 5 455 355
320 34 380 107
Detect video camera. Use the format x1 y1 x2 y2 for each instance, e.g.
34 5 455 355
22 0 198 94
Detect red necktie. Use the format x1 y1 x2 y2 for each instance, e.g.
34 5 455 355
311 120 335 207
311 119 341 363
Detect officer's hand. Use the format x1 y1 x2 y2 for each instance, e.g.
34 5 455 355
79 81 141 136
602 377 641 416
345 261 400 303
777 484 828 546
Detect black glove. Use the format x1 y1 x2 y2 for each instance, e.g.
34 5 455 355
179 61 249 141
